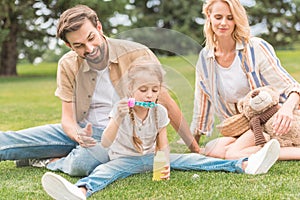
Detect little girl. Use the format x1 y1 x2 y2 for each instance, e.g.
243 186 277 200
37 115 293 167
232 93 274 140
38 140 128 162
41 58 280 200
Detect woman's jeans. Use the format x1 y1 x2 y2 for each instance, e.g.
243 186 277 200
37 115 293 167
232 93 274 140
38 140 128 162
75 153 245 197
0 123 109 176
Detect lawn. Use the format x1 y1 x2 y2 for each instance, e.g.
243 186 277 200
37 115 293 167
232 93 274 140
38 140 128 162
0 51 300 200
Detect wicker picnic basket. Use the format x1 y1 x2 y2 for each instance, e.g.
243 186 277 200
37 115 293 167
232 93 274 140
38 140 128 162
216 113 250 137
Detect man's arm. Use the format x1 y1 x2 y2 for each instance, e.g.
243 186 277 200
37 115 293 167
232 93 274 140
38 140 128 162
158 88 200 153
61 101 96 148
61 101 80 142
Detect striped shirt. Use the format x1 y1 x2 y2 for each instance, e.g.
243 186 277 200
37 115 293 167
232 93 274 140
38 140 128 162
190 37 300 136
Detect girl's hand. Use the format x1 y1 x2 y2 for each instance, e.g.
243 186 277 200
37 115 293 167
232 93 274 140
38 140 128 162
272 105 293 135
115 99 129 120
160 164 170 180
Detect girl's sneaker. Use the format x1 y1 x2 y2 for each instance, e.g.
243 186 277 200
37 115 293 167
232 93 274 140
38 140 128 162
42 172 86 200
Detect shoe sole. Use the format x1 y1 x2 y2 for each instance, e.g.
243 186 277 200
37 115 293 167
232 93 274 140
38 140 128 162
254 139 280 174
42 172 85 200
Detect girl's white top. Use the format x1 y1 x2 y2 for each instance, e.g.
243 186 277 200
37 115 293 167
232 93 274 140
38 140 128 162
108 104 170 160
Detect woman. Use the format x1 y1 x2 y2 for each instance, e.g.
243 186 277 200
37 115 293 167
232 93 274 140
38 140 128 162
190 0 300 160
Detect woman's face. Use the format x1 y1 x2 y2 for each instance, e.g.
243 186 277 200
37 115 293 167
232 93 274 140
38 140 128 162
208 1 236 39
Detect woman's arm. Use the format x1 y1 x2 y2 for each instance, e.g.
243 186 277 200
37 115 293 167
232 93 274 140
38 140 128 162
273 92 300 135
190 50 215 138
253 38 300 135
254 38 300 97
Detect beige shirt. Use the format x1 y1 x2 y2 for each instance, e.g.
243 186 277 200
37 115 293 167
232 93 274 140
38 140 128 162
55 37 160 122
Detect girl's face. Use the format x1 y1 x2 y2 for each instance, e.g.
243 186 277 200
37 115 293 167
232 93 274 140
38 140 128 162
208 1 236 39
131 73 161 103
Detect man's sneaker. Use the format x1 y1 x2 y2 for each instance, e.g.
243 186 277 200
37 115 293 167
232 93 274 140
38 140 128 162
245 139 280 175
15 159 50 168
42 172 86 200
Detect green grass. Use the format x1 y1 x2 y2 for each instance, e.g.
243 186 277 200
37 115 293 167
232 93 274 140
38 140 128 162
0 51 300 199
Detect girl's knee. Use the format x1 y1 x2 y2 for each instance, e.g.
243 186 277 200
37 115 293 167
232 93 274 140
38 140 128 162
67 163 96 176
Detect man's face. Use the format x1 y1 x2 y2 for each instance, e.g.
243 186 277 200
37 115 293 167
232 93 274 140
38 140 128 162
65 19 108 65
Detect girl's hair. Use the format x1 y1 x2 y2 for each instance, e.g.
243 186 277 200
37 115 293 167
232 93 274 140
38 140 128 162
126 57 165 153
202 0 250 49
56 5 99 43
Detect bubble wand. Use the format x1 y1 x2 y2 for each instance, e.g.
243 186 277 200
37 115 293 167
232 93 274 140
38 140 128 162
128 98 157 108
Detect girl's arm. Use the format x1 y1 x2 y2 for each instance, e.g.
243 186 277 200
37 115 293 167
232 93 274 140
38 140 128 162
156 126 169 152
101 99 129 148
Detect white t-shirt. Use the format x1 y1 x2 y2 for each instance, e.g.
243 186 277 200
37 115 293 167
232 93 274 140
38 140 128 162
216 54 250 103
108 104 170 160
84 67 120 129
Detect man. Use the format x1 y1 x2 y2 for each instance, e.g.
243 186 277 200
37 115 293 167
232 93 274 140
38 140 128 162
1 4 199 176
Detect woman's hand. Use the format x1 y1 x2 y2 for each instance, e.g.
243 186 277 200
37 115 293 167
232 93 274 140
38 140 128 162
272 104 293 135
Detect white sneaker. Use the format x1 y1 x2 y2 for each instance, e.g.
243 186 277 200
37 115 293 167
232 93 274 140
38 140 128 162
245 139 280 175
15 159 50 168
42 172 86 200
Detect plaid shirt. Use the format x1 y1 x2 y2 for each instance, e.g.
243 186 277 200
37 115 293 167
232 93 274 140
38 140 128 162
191 37 300 136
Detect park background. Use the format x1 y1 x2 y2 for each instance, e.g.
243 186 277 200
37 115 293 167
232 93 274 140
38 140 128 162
1 0 300 199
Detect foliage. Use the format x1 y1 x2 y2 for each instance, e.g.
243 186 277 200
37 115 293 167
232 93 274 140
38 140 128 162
0 0 127 75
119 0 204 56
247 0 300 48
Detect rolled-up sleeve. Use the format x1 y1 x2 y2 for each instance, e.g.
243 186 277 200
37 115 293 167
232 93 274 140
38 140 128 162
190 50 214 136
254 38 300 102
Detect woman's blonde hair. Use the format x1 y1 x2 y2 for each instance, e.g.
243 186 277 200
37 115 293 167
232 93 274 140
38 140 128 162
203 0 250 49
56 5 99 43
126 57 165 153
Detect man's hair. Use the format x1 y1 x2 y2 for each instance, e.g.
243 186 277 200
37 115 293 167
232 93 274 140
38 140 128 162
56 5 99 43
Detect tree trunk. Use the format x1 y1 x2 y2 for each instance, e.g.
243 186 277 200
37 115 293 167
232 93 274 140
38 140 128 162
0 21 18 76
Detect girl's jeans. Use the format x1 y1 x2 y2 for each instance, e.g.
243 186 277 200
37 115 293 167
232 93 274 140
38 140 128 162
0 123 245 195
75 153 245 197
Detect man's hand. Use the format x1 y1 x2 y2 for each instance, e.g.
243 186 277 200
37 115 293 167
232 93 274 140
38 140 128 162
77 123 97 147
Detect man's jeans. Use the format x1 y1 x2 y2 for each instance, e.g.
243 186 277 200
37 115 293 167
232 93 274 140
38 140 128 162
0 123 109 176
76 153 245 197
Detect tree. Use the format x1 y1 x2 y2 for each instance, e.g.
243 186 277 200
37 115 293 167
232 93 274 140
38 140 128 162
246 0 300 48
0 0 127 76
117 0 204 56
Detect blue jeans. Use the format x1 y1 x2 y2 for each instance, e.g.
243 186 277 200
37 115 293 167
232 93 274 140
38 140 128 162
76 153 245 197
0 124 75 160
0 123 109 176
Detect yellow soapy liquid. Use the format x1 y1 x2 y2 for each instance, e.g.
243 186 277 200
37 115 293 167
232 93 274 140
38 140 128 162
152 151 167 181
